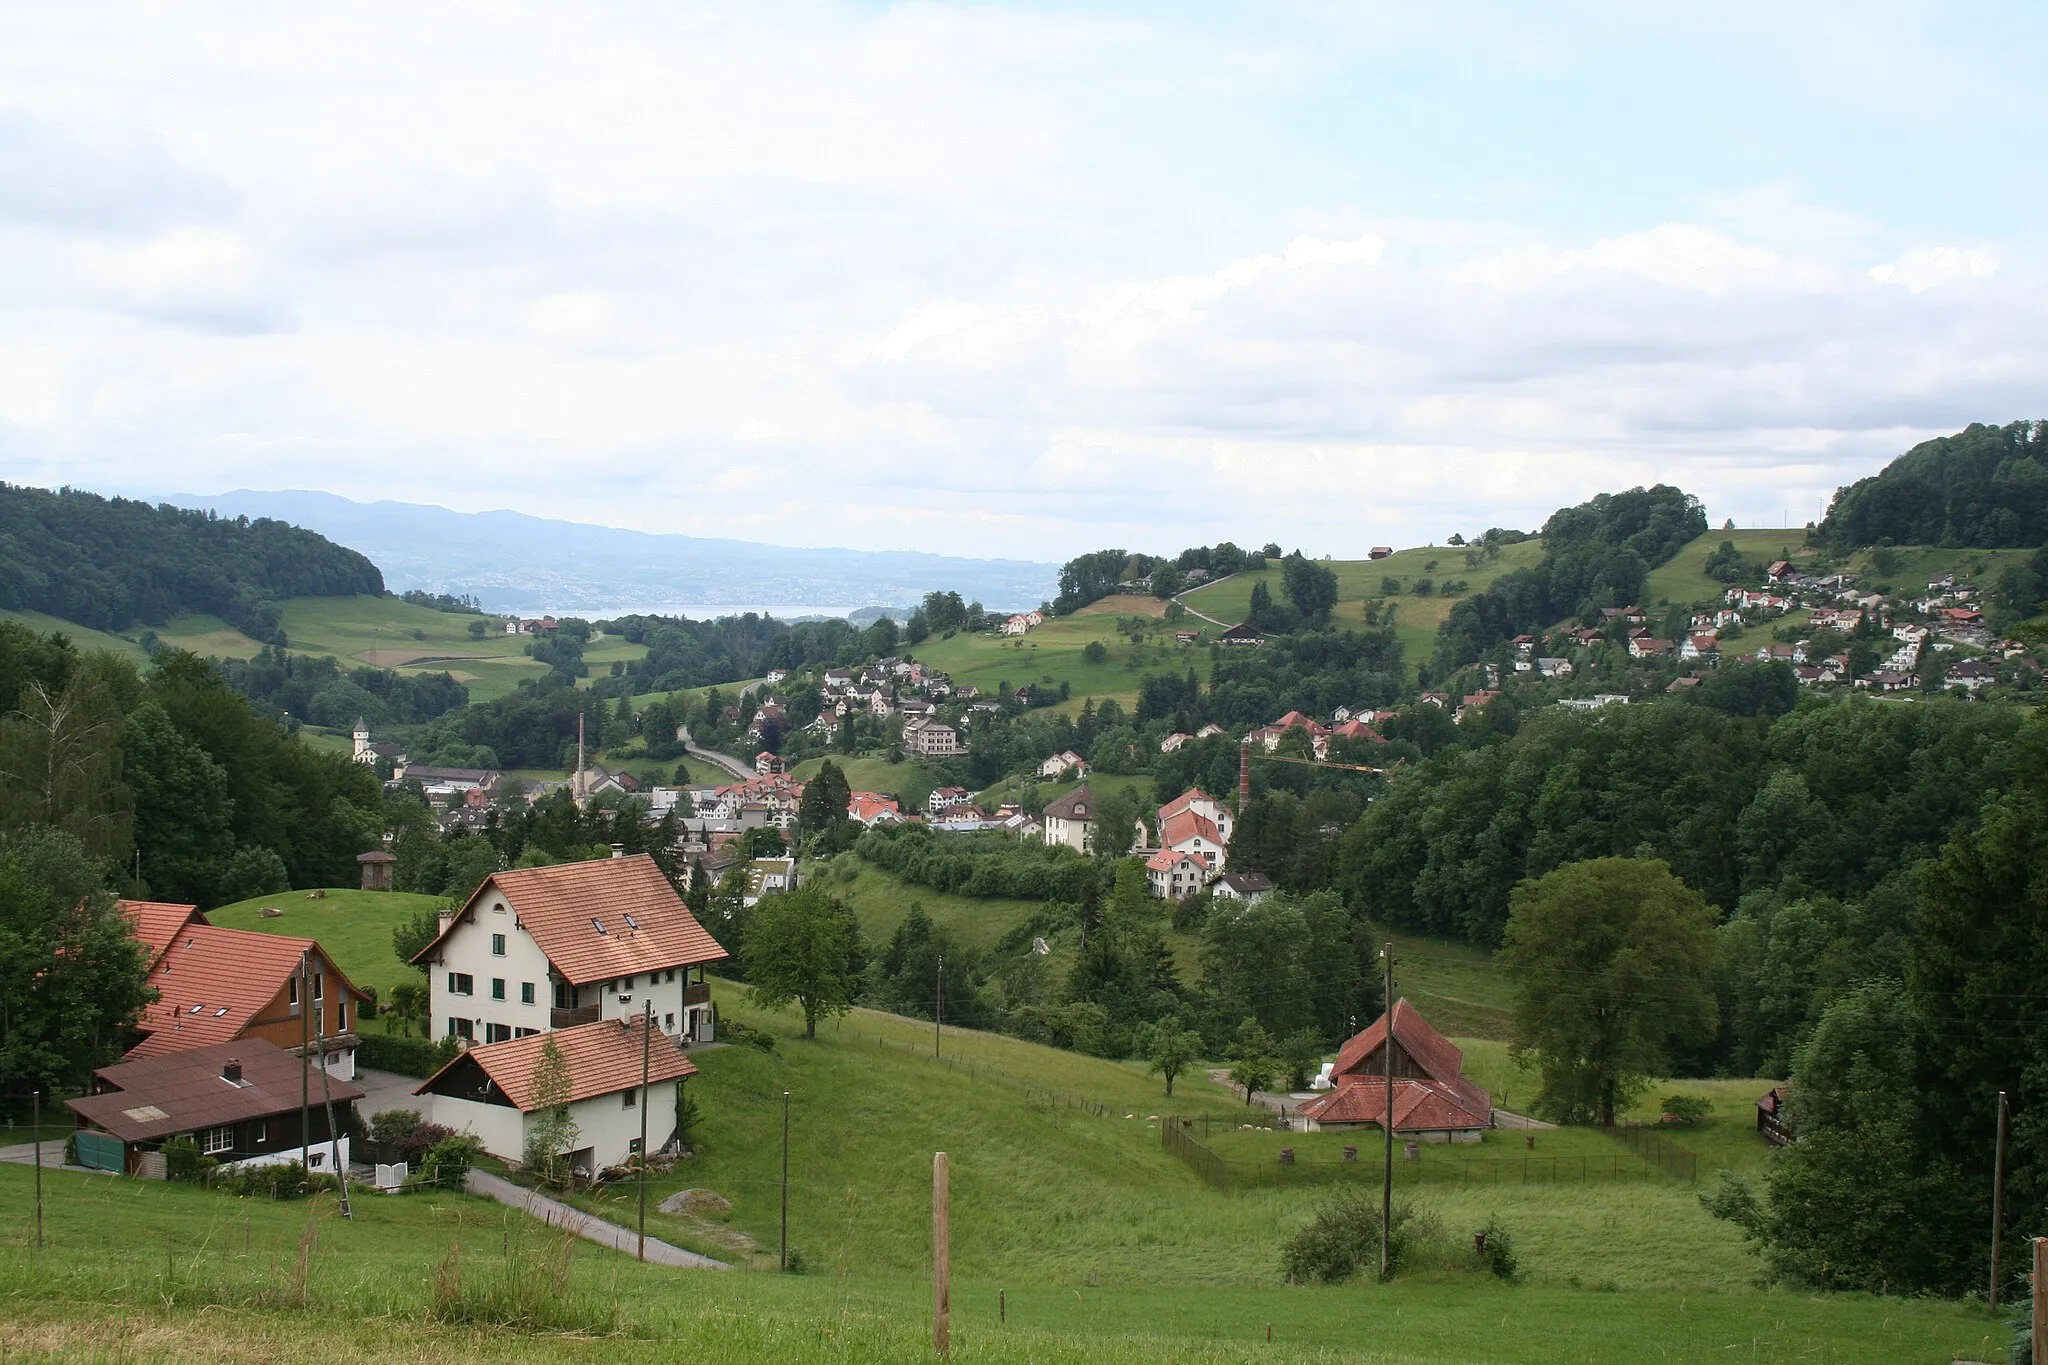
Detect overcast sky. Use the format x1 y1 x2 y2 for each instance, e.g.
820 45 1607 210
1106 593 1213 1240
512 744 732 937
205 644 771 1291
3 1 2044 560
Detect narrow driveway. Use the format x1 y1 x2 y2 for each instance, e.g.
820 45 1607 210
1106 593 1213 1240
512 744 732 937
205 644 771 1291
465 1169 727 1269
1172 573 1237 628
354 1066 429 1120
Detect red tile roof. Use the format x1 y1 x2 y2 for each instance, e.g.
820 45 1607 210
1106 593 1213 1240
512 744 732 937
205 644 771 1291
119 899 205 969
1157 788 1218 821
414 854 726 988
1160 809 1225 850
1324 999 1490 1120
1300 1076 1490 1132
416 1016 697 1111
71 1037 363 1143
129 925 362 1059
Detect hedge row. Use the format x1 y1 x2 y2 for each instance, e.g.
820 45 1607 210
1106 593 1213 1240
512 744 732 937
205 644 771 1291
358 1032 460 1078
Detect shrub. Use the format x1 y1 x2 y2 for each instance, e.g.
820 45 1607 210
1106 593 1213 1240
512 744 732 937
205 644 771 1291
1280 1188 1445 1284
414 1133 483 1190
1473 1216 1518 1281
161 1136 217 1184
1660 1093 1712 1124
222 1160 324 1200
719 1017 777 1053
369 1108 424 1147
357 985 379 1021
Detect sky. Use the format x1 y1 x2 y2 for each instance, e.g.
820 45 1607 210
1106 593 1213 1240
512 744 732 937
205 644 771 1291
2 0 2044 562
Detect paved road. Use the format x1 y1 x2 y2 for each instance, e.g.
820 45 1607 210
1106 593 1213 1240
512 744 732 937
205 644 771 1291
466 1169 727 1269
1172 571 1238 628
683 736 754 781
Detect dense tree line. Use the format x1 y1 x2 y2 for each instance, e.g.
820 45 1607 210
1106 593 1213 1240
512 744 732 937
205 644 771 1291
1820 419 2048 549
853 825 1097 902
594 612 869 693
216 646 469 729
1434 484 1706 673
0 484 383 638
1705 706 2048 1298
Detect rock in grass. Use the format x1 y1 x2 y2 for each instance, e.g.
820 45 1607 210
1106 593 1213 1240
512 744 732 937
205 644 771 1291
660 1188 732 1218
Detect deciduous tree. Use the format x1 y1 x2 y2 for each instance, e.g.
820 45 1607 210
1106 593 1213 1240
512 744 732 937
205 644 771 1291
744 885 864 1039
1499 857 1717 1125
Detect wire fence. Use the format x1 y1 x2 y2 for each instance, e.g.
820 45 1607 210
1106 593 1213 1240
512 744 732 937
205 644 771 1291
1160 1115 1700 1193
1612 1120 1701 1182
854 1029 1122 1119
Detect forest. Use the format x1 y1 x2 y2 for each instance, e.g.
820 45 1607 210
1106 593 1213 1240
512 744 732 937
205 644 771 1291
0 483 384 637
1820 418 2048 549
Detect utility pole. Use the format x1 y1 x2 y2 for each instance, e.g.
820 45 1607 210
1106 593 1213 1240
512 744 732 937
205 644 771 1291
2035 1238 2046 1365
32 1088 44 1253
1380 941 1395 1282
298 950 310 1170
779 1090 791 1271
637 1001 652 1262
933 1151 952 1356
314 961 352 1218
1991 1090 2011 1310
935 953 944 1060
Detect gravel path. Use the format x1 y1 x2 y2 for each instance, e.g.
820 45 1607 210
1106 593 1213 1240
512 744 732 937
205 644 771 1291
466 1169 727 1269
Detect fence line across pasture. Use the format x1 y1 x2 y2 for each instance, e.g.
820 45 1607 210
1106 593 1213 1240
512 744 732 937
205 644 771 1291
1161 1114 1701 1193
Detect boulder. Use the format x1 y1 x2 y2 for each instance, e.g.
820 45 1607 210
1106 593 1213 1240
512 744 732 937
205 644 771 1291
660 1187 733 1219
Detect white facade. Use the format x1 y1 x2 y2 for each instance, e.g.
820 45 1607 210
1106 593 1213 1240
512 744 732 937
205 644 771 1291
428 889 713 1046
431 1082 674 1172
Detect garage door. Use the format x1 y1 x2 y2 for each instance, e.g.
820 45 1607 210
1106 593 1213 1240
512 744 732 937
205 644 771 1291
74 1130 124 1172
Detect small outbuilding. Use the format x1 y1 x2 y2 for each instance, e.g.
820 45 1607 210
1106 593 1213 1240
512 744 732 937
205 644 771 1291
357 849 396 892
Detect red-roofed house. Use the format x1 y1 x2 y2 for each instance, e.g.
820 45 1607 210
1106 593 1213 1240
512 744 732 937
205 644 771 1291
1145 848 1212 900
848 792 902 826
415 1016 698 1172
1157 788 1234 844
410 853 727 1047
127 915 369 1081
1299 999 1492 1142
120 899 205 970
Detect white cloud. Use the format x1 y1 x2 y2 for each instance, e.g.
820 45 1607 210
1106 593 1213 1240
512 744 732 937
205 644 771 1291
0 1 2039 560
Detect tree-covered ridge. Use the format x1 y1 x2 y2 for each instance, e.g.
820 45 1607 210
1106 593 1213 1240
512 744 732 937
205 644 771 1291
0 483 384 638
1433 483 1705 672
1820 419 2048 549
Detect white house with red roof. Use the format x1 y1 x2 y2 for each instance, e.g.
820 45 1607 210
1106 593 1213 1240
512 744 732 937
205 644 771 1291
1299 999 1493 1142
1156 787 1231 872
415 1016 698 1172
1145 848 1212 899
1039 750 1089 779
410 854 727 1048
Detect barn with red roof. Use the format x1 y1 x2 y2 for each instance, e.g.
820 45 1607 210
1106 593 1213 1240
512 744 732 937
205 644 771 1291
1300 999 1493 1142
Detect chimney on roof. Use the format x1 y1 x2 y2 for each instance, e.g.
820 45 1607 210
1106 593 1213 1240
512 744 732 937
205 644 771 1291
610 844 625 859
436 910 453 938
222 1058 242 1085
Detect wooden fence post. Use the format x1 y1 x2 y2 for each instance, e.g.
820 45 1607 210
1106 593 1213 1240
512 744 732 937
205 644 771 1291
934 1152 951 1356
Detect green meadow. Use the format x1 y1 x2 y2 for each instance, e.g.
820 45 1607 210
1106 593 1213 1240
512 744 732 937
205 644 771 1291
1181 540 1550 678
206 887 450 999
0 978 1993 1363
913 595 1213 716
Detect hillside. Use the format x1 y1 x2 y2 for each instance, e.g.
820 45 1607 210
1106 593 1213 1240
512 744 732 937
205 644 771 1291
1820 418 2048 548
0 978 1998 1362
0 483 382 637
206 887 448 999
912 594 1215 715
1644 529 2041 611
1181 541 1550 676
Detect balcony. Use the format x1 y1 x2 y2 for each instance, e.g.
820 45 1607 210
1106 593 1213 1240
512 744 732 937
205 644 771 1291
683 981 711 1006
550 1004 600 1029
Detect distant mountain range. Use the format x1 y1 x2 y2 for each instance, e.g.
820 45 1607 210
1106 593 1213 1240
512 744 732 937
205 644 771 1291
173 490 1060 616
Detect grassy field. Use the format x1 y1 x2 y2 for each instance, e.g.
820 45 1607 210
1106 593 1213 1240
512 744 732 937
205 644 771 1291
811 856 1045 955
206 887 442 999
0 1158 2006 1365
789 754 942 798
0 980 2002 1364
913 599 1213 716
277 595 551 703
0 609 152 660
1182 541 1551 678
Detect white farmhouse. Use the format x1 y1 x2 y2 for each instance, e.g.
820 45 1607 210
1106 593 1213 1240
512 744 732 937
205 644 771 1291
409 854 727 1047
415 1017 698 1174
